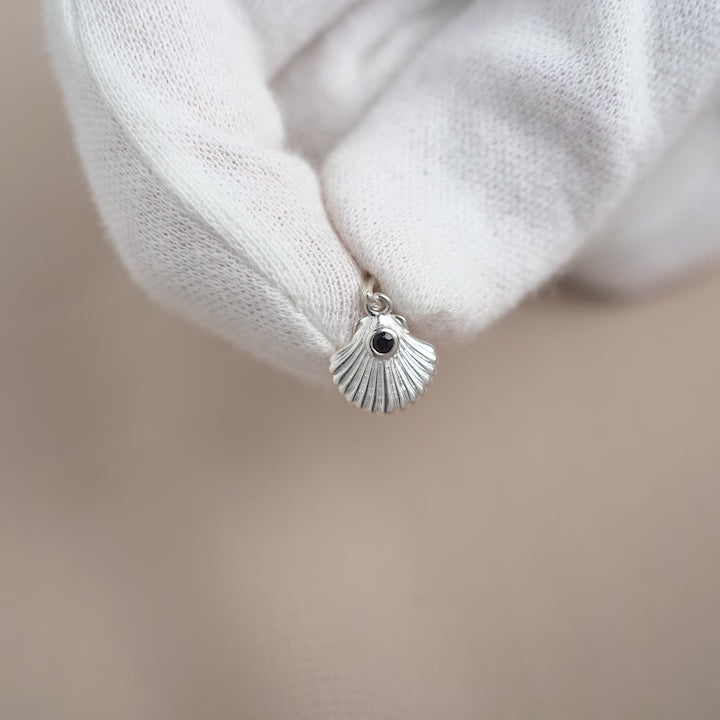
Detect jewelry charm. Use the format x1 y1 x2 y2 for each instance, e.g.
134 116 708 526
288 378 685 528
329 279 437 413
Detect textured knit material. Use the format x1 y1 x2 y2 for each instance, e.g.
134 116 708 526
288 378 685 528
46 0 720 382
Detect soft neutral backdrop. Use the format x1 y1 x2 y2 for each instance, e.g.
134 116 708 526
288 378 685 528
2 4 720 720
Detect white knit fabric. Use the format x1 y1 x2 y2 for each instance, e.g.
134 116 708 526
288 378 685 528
45 0 720 381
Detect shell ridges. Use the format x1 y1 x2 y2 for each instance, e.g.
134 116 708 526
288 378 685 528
329 312 436 413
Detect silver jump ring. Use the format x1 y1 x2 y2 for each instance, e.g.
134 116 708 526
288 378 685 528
365 291 392 316
362 275 392 315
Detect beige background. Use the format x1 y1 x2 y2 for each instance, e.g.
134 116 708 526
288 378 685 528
2 4 720 719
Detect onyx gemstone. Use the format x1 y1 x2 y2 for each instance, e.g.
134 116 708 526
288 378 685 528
371 330 395 355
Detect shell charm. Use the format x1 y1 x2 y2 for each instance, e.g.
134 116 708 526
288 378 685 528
329 282 436 413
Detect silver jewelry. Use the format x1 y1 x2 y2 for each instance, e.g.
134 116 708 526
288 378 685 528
329 278 437 413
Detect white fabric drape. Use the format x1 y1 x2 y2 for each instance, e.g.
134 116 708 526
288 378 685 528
46 0 720 381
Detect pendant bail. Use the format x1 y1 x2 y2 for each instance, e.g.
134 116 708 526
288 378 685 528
363 276 392 315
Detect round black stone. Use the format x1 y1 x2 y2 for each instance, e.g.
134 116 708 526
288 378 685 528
371 330 395 355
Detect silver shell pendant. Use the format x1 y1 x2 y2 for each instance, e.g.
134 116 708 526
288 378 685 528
329 282 437 413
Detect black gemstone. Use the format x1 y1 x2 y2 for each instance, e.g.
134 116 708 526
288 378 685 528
371 330 395 355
